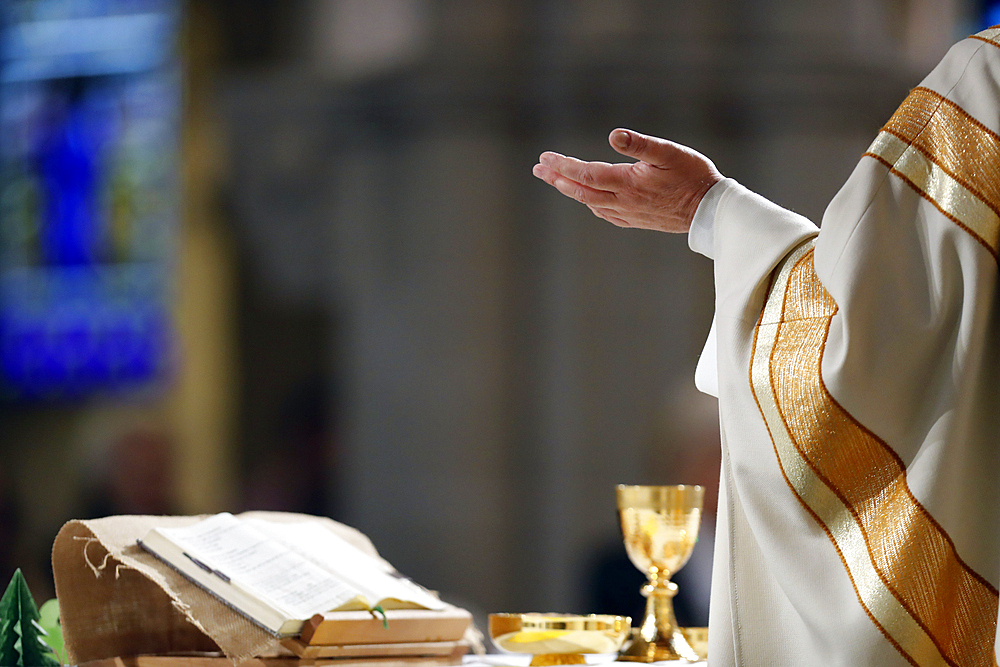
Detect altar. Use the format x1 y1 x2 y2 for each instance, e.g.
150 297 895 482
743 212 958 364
50 506 708 667
76 653 705 667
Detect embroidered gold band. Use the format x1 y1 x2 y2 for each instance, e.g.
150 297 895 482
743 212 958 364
864 86 1000 258
750 240 999 667
971 26 1000 47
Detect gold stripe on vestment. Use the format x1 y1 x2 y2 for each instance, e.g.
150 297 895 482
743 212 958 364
864 86 1000 259
749 239 1000 667
867 132 1000 253
970 26 1000 47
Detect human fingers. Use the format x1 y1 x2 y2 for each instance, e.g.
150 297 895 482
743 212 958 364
532 162 620 207
538 152 629 191
588 205 631 228
609 128 688 169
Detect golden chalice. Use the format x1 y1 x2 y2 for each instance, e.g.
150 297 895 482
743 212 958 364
616 484 704 662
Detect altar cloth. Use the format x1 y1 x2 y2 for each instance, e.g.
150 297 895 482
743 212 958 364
464 656 705 667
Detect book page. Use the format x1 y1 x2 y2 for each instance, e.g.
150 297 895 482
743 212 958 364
245 518 446 611
155 513 363 619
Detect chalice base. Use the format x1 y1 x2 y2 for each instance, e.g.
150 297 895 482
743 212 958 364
528 654 587 666
618 628 699 663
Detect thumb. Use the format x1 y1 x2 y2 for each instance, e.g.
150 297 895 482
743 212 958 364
609 128 676 166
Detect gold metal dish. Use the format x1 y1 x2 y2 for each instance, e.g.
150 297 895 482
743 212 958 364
488 613 632 666
680 627 708 662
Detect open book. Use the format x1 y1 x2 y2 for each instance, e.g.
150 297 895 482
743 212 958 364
138 512 448 637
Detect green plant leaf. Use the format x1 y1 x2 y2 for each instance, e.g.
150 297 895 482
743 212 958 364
0 570 60 666
0 570 19 622
0 570 24 666
38 599 65 664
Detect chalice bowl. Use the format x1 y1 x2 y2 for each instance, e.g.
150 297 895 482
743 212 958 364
616 484 704 662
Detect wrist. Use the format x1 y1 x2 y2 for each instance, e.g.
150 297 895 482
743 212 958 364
680 173 724 231
688 178 731 259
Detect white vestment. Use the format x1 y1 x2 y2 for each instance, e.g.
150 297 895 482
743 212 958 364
691 29 1000 667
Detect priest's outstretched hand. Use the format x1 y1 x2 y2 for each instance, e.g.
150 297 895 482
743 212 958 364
532 128 723 233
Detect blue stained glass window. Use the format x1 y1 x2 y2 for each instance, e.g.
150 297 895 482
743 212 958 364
0 0 180 400
983 0 1000 28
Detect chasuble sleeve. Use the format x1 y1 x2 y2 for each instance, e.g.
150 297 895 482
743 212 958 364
691 179 818 398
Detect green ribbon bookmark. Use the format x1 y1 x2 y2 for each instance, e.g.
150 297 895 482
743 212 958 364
371 605 389 630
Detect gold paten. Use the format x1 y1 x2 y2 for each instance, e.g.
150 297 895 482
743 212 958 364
488 613 631 666
615 484 704 663
680 627 708 662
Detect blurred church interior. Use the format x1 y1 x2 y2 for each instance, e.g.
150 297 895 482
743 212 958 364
0 0 984 632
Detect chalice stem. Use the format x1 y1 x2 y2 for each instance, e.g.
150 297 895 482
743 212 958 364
619 580 699 662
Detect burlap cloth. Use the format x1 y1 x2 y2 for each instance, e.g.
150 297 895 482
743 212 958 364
52 512 384 665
